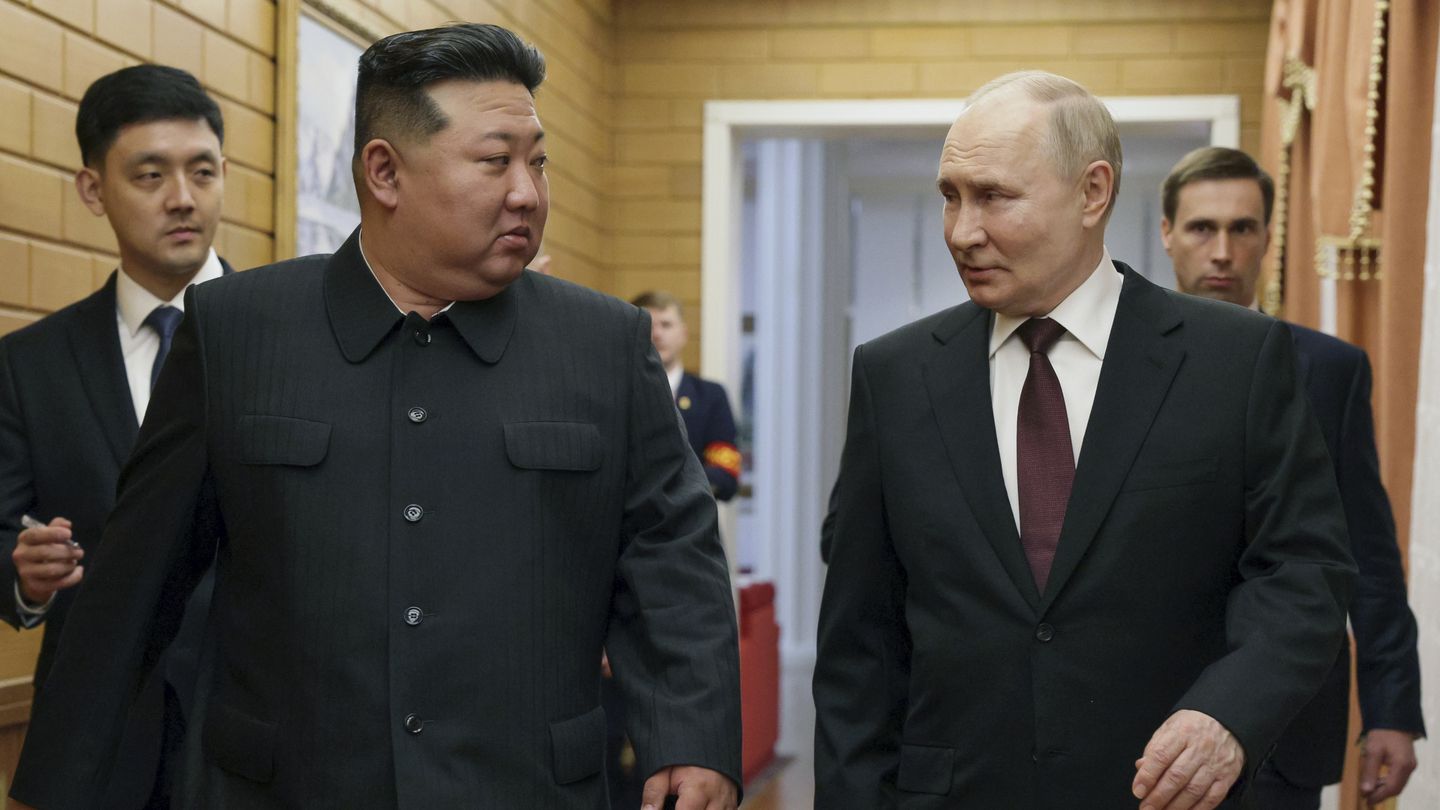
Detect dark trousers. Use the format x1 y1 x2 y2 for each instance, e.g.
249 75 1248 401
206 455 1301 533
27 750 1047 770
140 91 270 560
1250 760 1323 810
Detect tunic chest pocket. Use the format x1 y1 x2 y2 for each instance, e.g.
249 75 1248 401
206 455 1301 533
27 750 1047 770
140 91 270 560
237 414 331 466
504 421 604 472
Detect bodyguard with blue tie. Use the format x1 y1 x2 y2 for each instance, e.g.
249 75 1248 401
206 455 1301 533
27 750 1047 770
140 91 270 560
0 65 231 810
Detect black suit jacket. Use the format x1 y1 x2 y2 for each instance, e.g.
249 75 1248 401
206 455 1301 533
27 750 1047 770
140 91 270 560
1266 324 1425 786
11 232 741 809
0 265 229 808
676 372 740 501
813 264 1356 809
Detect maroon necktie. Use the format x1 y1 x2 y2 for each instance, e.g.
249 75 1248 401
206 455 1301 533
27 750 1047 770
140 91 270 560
1016 317 1074 593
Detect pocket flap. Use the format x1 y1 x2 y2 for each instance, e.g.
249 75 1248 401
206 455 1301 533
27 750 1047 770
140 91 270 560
1122 455 1218 492
202 701 277 783
549 704 606 785
896 743 955 795
505 422 603 472
238 414 331 466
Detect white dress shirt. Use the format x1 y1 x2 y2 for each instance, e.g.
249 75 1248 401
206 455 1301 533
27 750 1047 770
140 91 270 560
666 365 683 399
990 249 1124 530
16 249 223 621
115 249 224 423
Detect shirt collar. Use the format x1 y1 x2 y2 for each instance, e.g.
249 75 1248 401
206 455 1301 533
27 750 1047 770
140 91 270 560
115 248 223 337
667 365 684 396
989 247 1123 360
329 228 517 365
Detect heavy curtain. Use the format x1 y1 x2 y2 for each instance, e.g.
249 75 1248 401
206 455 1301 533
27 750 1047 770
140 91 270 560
1259 1 1438 807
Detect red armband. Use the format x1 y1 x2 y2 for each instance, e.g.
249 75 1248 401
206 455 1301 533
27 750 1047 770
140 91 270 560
703 441 742 479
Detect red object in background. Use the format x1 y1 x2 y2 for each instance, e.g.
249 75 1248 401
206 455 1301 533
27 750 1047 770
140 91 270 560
738 582 780 786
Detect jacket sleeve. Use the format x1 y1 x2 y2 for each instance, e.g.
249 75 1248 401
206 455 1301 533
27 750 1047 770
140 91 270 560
700 382 740 502
10 286 217 809
1336 351 1425 736
813 344 911 809
605 306 742 792
1173 320 1357 776
0 338 35 629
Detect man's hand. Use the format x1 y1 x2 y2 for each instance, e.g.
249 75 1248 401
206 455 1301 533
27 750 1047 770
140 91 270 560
1132 709 1245 810
640 765 737 810
1359 728 1418 804
12 517 83 605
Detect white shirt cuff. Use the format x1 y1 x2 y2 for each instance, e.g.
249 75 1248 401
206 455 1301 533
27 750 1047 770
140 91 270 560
14 580 52 627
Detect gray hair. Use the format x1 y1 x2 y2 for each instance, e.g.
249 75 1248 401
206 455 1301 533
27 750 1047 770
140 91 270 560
968 71 1123 218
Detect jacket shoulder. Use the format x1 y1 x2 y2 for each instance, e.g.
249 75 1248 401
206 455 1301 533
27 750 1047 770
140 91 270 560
861 301 977 362
519 270 641 329
0 282 113 354
1150 286 1281 351
190 254 327 309
1286 322 1366 367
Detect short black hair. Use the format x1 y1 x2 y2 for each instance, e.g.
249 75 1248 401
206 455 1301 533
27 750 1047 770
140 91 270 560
1162 146 1275 225
75 64 224 168
353 23 546 156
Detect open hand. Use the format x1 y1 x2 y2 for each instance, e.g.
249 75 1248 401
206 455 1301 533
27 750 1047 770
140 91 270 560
1359 728 1418 804
1132 709 1244 810
641 764 737 810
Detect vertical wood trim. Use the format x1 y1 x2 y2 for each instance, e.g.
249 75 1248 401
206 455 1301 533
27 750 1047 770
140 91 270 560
273 0 302 262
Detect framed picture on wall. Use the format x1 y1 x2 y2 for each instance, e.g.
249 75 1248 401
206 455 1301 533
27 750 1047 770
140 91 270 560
274 1 386 260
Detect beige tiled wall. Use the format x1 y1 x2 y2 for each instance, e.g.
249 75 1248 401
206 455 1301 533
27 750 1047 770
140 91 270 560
0 0 280 334
610 0 1272 369
0 0 1272 360
0 0 614 337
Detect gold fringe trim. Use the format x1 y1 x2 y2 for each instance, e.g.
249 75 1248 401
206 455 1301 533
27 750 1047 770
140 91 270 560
1317 0 1390 282
1265 57 1318 316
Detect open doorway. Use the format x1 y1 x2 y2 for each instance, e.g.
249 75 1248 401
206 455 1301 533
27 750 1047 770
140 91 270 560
705 97 1237 770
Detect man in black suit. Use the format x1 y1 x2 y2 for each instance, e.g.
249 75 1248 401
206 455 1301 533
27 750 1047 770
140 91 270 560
1161 146 1425 809
9 24 740 810
631 291 741 501
0 64 228 810
813 71 1356 809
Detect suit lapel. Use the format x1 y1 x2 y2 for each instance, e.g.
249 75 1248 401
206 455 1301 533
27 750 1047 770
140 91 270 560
922 304 1041 610
67 274 139 467
1040 268 1184 610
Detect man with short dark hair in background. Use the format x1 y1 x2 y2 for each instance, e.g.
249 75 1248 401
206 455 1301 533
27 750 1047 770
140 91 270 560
1161 145 1425 809
11 24 740 810
0 63 229 810
814 71 1355 809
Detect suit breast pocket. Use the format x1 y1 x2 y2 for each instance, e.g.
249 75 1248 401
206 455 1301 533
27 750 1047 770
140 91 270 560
504 421 604 472
237 414 331 466
1121 455 1217 492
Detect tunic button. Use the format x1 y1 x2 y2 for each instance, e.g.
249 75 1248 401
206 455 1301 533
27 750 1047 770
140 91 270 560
403 713 423 734
1035 623 1055 643
414 328 431 346
407 407 428 423
405 606 423 626
403 504 424 523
